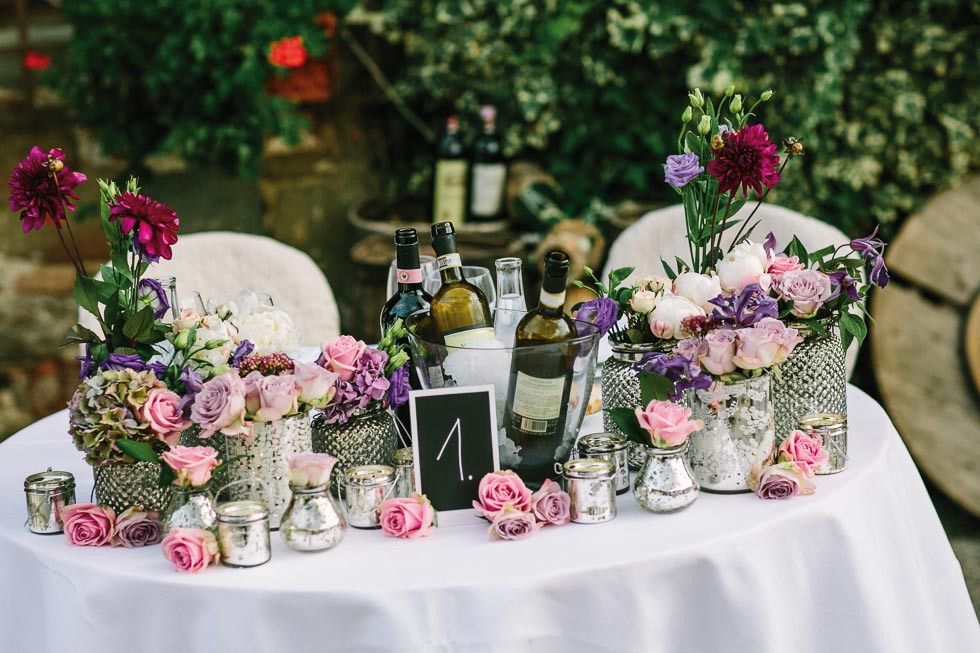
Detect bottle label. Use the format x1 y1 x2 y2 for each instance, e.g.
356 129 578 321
443 326 495 348
540 289 566 310
470 163 506 217
436 253 462 271
434 160 468 222
397 268 424 284
511 372 566 434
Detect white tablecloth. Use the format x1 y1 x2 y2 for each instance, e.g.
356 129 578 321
1 386 976 653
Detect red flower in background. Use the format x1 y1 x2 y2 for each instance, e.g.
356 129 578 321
108 192 180 261
23 50 51 71
707 124 781 198
8 146 87 232
268 36 307 69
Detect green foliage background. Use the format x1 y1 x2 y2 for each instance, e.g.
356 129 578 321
60 0 355 176
374 0 979 237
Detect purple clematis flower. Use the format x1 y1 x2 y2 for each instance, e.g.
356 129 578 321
826 270 860 302
75 343 93 379
850 226 885 258
99 353 165 377
869 255 889 288
576 297 619 337
138 277 170 319
763 232 779 256
709 284 778 327
230 340 254 367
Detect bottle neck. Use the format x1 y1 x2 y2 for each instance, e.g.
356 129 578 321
495 261 523 298
537 284 566 317
395 243 424 292
436 251 464 284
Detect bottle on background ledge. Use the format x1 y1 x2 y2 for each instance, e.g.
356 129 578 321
429 221 494 347
469 105 507 222
432 116 468 224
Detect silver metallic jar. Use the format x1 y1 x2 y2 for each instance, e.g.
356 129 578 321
799 413 848 474
340 465 396 529
280 483 346 552
391 448 415 498
24 469 75 534
633 444 700 513
562 458 616 524
575 433 630 495
162 486 217 532
216 500 271 567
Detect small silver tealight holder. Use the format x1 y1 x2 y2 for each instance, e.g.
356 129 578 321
574 432 630 495
24 469 75 534
391 448 415 499
341 465 396 529
799 413 848 474
216 500 271 567
563 458 616 524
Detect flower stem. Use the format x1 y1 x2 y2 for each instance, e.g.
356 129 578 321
51 170 89 277
710 193 734 269
705 190 722 272
53 224 85 278
727 156 792 251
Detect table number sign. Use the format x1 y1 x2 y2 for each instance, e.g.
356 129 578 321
409 385 499 526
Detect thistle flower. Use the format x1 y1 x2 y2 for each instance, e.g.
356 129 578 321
8 146 87 232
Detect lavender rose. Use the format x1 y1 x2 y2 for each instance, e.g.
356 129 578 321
112 506 164 548
190 370 250 437
530 479 570 526
699 329 738 375
293 360 339 408
749 461 816 499
776 269 833 318
255 374 299 421
664 152 704 187
489 504 540 541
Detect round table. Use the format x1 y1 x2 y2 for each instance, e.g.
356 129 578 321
1 386 976 653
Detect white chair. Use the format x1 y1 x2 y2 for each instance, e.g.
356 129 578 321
603 203 859 376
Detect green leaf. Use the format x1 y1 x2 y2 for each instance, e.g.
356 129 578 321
661 258 676 280
73 275 102 318
608 267 635 291
66 324 101 344
675 256 691 275
839 312 867 346
159 465 176 488
116 438 159 464
123 306 155 340
211 454 244 477
640 370 676 404
609 408 649 447
785 236 809 263
110 251 133 281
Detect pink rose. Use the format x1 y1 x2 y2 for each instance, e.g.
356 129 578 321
776 269 832 318
161 445 220 488
242 370 263 415
190 371 250 437
699 329 737 376
732 318 802 370
140 388 191 447
530 479 570 526
255 374 299 421
473 471 532 520
634 399 704 448
62 502 115 546
319 335 367 382
288 452 338 488
489 504 540 541
767 253 804 276
379 493 435 539
293 361 339 407
161 528 220 573
112 506 163 548
749 461 816 499
778 429 829 470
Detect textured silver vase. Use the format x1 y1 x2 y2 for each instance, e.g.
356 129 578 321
311 405 398 493
632 443 700 513
162 486 217 532
223 414 313 529
601 341 669 470
772 320 847 445
92 462 172 514
684 376 775 493
280 483 346 552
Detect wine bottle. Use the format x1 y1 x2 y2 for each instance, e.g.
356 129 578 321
429 221 494 347
493 257 527 345
469 105 506 222
432 116 468 223
505 251 575 483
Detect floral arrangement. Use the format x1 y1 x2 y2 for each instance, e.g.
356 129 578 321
473 472 571 540
379 494 436 540
62 503 163 549
316 321 411 425
747 430 828 500
611 399 704 450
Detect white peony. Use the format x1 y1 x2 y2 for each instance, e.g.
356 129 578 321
189 314 237 373
233 307 299 356
647 295 706 340
716 241 769 293
673 272 723 310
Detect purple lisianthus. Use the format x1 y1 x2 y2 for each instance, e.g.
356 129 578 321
576 297 619 337
710 283 778 327
230 340 255 367
387 364 411 409
8 146 87 232
75 343 93 379
138 277 170 320
664 152 704 188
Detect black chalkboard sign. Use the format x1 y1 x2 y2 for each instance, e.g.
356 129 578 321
410 385 500 526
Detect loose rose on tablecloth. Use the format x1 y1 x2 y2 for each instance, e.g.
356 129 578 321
161 528 220 573
472 470 533 520
161 445 220 488
379 494 435 540
633 399 704 449
777 429 829 471
62 503 116 547
489 504 541 541
530 479 571 526
287 453 338 488
748 461 816 499
111 506 163 548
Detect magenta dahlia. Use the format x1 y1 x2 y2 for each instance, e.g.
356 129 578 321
8 146 87 232
706 124 781 198
108 192 180 261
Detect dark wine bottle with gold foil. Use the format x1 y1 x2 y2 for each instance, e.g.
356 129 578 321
429 221 494 347
505 251 575 484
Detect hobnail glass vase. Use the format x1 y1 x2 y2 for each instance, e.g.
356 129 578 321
312 405 398 493
279 482 346 552
632 443 700 513
684 375 775 493
92 461 172 515
601 340 669 470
